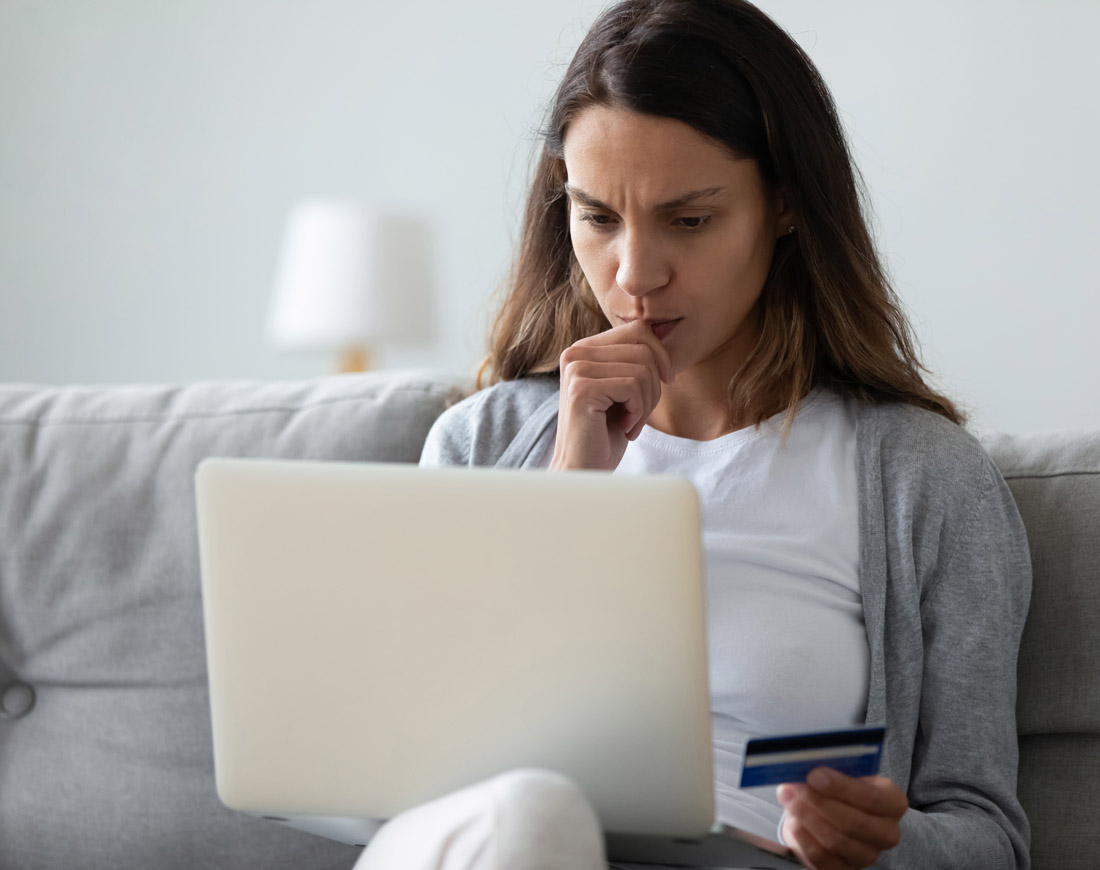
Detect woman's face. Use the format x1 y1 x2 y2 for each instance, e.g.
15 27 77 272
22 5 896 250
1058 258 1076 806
563 106 790 385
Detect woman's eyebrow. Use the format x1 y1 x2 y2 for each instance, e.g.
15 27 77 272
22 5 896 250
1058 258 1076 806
563 184 608 209
564 184 726 211
654 186 726 209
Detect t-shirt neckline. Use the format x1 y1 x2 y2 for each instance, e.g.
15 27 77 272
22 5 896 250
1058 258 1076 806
635 388 826 456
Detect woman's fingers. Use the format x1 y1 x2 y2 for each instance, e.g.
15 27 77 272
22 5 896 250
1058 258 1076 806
780 816 865 870
778 772 907 870
802 771 908 831
559 322 674 427
568 321 675 384
560 335 671 387
551 321 676 470
553 368 653 470
781 800 881 869
560 359 660 426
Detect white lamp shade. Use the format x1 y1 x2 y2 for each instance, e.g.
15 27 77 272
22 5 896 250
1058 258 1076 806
267 200 434 353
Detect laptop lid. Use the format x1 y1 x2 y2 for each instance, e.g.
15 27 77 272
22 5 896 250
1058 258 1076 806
195 457 714 844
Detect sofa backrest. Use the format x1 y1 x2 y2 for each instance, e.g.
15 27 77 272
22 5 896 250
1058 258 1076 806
985 430 1100 870
0 372 467 870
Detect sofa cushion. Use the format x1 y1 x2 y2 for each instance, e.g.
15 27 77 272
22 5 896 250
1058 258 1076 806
0 372 468 870
985 431 1100 737
985 429 1100 870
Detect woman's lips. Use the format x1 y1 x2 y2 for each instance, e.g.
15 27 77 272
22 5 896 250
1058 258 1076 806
649 319 681 341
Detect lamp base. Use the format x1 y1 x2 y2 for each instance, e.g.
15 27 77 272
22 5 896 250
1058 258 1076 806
337 346 371 373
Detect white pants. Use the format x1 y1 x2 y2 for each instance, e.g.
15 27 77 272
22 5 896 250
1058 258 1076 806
353 769 607 870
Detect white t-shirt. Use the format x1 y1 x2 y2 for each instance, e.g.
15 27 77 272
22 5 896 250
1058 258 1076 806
615 389 869 839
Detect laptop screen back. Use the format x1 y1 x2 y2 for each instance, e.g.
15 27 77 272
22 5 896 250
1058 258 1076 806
196 458 712 843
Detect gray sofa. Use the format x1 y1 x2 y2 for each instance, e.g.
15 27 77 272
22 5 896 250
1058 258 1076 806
0 371 1096 869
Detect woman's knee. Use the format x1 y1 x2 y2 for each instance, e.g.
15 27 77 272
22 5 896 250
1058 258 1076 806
486 768 590 811
356 768 604 870
485 768 605 869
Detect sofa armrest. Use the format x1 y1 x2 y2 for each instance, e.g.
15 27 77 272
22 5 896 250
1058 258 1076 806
985 429 1100 870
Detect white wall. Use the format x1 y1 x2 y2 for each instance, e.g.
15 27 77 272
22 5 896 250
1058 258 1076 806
1 0 1097 434
764 1 1100 436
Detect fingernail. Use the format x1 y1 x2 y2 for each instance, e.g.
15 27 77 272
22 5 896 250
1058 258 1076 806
808 767 834 789
777 784 796 805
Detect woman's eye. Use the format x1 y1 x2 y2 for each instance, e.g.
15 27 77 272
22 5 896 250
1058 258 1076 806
675 215 710 230
579 213 615 227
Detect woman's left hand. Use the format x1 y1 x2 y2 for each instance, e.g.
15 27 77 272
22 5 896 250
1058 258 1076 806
777 768 907 870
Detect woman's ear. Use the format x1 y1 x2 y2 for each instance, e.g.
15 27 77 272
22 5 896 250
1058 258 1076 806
773 188 795 238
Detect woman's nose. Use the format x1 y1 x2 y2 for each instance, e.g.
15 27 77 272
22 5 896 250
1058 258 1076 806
615 230 670 297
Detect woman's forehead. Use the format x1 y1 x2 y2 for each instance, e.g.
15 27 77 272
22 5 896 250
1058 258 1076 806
563 106 764 203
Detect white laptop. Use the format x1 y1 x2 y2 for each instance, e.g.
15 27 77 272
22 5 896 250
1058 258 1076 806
195 457 801 868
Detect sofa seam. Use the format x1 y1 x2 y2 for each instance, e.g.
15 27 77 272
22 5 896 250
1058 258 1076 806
1001 469 1100 481
0 385 458 428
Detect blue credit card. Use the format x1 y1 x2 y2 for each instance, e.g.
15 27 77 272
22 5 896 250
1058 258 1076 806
739 725 885 788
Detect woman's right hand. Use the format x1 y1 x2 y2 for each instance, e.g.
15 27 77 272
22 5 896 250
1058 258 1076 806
549 321 675 471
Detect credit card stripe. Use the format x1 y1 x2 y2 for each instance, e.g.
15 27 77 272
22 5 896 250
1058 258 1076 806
740 754 881 787
743 745 881 766
745 726 885 755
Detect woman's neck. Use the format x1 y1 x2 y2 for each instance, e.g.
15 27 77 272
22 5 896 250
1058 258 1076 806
647 379 748 441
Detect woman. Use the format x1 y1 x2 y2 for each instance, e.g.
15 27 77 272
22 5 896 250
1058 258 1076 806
359 0 1032 867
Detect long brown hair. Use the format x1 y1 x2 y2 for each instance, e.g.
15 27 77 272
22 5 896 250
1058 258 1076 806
482 0 963 427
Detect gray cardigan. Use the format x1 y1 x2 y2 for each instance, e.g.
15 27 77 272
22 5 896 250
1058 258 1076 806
421 376 1032 870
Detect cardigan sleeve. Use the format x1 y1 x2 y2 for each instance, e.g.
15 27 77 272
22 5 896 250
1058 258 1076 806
880 454 1032 869
419 392 481 467
419 378 561 469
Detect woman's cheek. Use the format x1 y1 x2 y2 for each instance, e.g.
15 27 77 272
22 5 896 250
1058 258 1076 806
572 241 610 306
